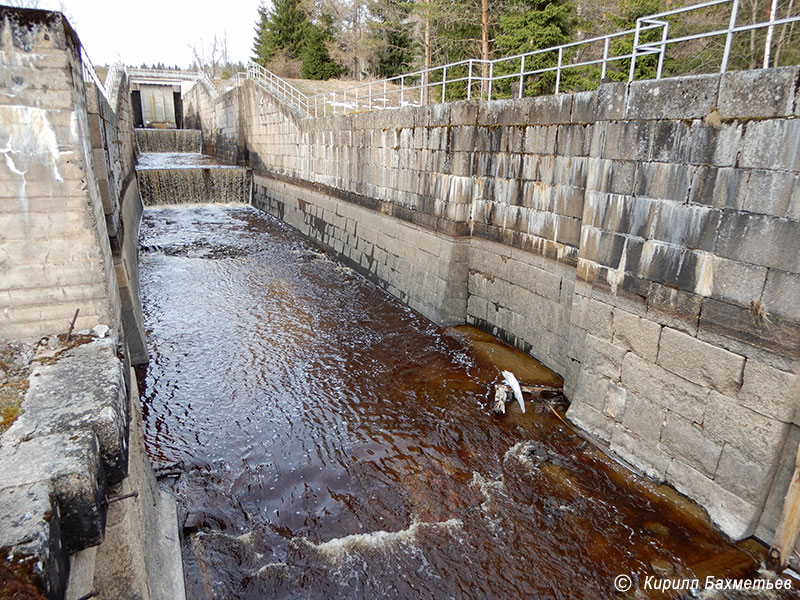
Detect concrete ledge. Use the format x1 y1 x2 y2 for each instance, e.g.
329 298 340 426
91 367 186 600
0 432 106 552
0 482 67 600
4 338 130 485
149 491 186 600
0 336 129 596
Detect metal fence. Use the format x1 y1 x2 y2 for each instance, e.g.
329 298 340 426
245 62 311 113
238 0 800 117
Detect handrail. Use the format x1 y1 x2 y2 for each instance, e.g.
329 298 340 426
80 48 110 103
237 0 799 116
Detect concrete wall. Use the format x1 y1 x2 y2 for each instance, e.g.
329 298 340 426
0 9 121 339
184 68 800 548
0 7 147 363
0 9 181 599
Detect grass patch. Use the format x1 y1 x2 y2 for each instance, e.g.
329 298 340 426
0 380 28 435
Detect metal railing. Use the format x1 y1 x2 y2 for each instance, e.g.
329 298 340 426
245 62 311 113
237 0 799 117
80 48 110 103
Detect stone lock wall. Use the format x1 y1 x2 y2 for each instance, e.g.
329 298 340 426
0 9 121 340
0 7 147 363
564 72 800 542
183 68 799 547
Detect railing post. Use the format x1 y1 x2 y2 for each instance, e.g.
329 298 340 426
467 60 473 100
763 0 779 67
601 37 610 80
721 0 740 73
442 66 447 103
656 22 669 79
401 76 405 107
518 55 525 99
488 61 494 101
629 18 642 81
369 83 372 111
383 80 387 108
555 47 563 93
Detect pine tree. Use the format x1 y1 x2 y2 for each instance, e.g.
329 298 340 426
367 0 416 78
252 0 309 65
252 0 343 79
252 2 272 64
301 21 346 79
494 0 575 95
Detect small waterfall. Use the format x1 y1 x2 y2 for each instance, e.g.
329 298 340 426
135 128 250 205
137 166 251 206
135 128 202 153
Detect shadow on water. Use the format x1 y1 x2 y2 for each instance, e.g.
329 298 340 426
136 204 798 600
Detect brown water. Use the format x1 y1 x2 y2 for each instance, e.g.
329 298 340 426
137 204 795 600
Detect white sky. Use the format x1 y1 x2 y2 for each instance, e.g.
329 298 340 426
53 0 264 67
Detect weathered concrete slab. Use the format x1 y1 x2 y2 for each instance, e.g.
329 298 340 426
625 74 720 120
0 431 106 551
0 482 67 600
718 67 799 119
4 338 129 485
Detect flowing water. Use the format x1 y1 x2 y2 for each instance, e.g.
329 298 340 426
136 128 202 153
136 156 251 206
137 204 796 599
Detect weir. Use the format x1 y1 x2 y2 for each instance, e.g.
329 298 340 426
135 129 252 206
136 128 202 153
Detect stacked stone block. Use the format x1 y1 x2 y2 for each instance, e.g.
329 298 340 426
565 69 799 541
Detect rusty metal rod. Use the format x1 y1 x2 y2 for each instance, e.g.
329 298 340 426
66 308 80 342
105 491 139 504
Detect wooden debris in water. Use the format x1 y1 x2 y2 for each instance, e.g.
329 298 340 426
491 382 563 415
492 384 511 414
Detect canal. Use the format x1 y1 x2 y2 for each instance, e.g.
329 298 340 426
137 203 785 599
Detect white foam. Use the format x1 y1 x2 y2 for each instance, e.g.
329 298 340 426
301 518 464 565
